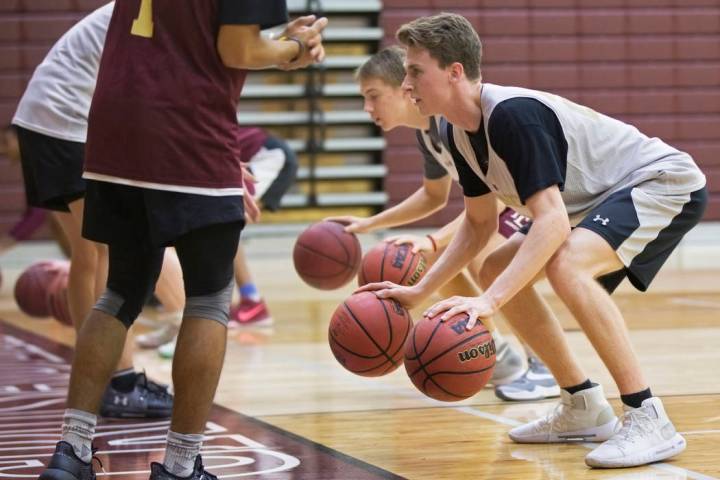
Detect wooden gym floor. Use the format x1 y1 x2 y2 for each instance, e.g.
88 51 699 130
0 237 718 479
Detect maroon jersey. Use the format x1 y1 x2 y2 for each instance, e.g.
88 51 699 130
237 127 269 164
85 0 287 193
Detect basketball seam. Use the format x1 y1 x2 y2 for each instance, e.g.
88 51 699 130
325 223 355 265
397 249 416 286
410 330 490 376
295 243 356 270
341 299 397 367
422 363 495 400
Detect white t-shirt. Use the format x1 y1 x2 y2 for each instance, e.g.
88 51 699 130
12 3 114 143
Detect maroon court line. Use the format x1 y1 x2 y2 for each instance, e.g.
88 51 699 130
0 320 407 479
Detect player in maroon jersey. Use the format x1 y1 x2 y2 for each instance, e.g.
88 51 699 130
39 2 326 479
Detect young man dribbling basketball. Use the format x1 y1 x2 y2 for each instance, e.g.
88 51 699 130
328 46 560 400
362 13 706 468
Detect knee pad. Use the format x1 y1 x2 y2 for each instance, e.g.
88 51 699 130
183 280 234 327
94 288 145 328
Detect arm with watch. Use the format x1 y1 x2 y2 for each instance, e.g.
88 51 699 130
217 14 327 70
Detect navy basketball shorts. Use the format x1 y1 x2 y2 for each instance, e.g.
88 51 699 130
576 184 707 293
15 126 86 212
83 180 245 324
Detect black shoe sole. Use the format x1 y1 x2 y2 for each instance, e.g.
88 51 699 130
39 468 82 480
99 407 172 419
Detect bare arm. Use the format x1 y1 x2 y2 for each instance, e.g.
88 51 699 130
413 193 499 298
217 16 327 70
330 176 451 233
484 185 569 310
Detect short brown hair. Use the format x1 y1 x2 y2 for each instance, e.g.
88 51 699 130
396 13 482 81
355 46 406 88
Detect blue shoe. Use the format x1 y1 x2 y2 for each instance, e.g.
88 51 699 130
495 357 561 401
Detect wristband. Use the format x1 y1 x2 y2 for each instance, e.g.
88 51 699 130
426 234 438 252
278 35 304 63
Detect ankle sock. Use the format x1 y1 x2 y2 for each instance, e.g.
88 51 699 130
239 283 260 302
563 379 595 395
163 430 203 477
110 368 138 393
621 388 653 408
61 409 96 463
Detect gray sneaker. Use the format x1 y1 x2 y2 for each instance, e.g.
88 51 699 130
495 356 561 401
490 338 525 385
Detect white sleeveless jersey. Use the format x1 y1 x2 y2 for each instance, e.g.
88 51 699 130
12 3 114 142
447 83 706 224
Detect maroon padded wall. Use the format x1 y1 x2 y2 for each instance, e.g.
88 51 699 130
0 0 106 237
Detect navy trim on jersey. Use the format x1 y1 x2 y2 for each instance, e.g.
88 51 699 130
488 98 568 204
446 124 491 197
219 0 288 29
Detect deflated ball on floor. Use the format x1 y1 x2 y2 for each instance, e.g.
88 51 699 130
14 261 67 318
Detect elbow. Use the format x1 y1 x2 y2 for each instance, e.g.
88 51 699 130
218 44 250 69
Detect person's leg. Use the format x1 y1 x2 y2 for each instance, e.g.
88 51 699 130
478 234 588 389
545 228 647 393
136 248 185 350
230 242 272 326
160 221 241 477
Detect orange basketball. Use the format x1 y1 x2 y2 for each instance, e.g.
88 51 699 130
328 291 413 377
293 221 362 290
404 313 495 401
47 267 72 326
14 261 66 318
358 242 427 287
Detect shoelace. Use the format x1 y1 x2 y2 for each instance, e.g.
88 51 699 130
137 372 172 399
90 446 105 475
603 409 655 449
533 401 572 433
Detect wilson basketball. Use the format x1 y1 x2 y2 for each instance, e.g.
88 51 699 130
358 242 427 287
328 291 413 377
404 313 495 401
13 261 66 318
293 220 362 290
47 267 72 326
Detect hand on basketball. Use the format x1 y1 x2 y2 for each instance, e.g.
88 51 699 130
383 234 432 254
424 295 497 330
324 215 374 234
355 281 424 309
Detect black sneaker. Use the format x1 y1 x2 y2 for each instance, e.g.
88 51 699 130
99 372 173 418
39 441 96 480
149 455 217 479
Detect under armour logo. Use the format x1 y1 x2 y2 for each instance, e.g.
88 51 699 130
114 395 128 406
593 215 610 226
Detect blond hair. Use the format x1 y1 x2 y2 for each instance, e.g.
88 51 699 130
396 13 482 81
355 46 407 88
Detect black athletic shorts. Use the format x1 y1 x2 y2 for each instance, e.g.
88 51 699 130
83 180 245 247
15 126 86 212
519 185 708 293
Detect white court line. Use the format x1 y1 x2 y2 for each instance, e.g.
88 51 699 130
669 297 720 309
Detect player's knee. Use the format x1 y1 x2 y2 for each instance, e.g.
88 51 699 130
183 280 234 327
93 288 145 328
545 242 590 291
